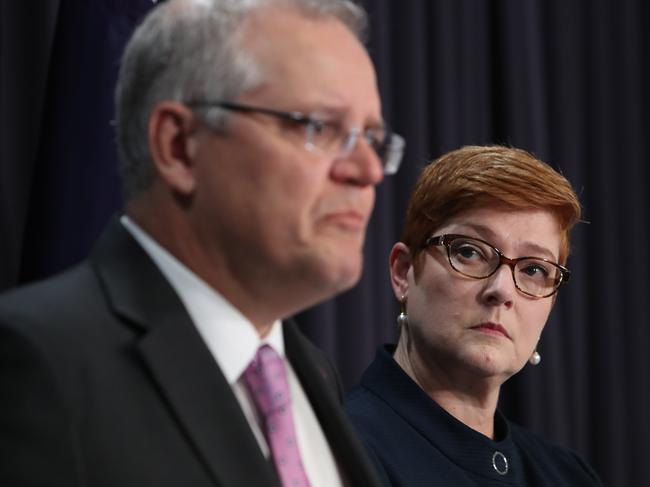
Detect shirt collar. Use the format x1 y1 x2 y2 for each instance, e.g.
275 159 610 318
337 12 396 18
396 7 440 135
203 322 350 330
120 215 285 384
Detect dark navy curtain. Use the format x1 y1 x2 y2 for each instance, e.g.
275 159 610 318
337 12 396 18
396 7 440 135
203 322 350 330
1 1 648 485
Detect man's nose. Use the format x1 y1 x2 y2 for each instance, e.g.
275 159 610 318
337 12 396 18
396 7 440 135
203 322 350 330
330 135 384 186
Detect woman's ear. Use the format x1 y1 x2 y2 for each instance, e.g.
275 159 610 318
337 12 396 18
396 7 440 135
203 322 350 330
147 101 199 195
389 242 413 299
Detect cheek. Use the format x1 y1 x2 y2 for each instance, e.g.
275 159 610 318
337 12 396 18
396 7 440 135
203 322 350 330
519 300 553 343
275 160 330 216
254 161 327 232
409 274 463 331
222 132 326 199
534 300 553 329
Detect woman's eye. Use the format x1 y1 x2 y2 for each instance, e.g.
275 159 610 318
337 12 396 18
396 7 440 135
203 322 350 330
521 263 550 278
455 244 484 260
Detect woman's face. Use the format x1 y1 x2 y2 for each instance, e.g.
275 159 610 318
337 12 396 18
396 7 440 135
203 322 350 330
391 206 561 383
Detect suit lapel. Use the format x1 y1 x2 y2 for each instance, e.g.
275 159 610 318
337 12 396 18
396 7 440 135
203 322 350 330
283 321 383 487
91 220 280 487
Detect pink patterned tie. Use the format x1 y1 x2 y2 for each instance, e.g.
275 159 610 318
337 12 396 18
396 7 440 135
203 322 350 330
244 345 312 487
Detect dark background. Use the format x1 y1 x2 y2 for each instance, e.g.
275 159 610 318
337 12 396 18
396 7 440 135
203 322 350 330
1 1 648 485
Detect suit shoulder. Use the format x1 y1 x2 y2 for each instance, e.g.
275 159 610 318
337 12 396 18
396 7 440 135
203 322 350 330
345 385 396 442
346 385 379 414
0 262 114 352
509 420 574 456
0 262 104 324
509 421 603 485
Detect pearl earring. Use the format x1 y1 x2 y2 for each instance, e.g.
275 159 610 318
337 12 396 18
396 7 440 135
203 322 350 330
397 296 408 328
529 350 541 365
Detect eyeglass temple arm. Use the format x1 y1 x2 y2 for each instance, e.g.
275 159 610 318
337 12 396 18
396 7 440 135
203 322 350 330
186 100 308 124
423 235 444 249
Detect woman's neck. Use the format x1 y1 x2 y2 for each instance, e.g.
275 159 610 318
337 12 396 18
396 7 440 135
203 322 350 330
393 338 502 439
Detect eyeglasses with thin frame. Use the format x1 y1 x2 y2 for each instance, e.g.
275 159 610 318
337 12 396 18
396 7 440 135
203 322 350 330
423 234 570 298
185 100 405 175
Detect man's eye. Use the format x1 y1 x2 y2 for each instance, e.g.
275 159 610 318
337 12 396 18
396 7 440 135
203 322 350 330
364 128 385 147
310 120 327 134
307 120 340 147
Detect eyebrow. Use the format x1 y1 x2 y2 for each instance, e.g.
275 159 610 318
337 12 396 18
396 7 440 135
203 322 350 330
448 223 559 262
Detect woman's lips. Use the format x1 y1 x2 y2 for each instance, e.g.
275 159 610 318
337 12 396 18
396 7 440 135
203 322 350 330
470 322 511 339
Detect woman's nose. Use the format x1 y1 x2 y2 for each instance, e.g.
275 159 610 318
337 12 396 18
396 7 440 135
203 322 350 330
480 264 516 308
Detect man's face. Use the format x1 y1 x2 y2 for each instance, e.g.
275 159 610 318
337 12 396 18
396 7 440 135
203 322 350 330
189 8 383 316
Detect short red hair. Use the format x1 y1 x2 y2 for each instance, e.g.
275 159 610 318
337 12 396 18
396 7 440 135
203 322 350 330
401 145 581 272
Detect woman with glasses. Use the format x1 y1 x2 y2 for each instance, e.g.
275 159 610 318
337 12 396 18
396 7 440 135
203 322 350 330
347 145 602 486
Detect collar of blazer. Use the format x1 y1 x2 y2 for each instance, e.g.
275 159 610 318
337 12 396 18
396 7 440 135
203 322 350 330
90 218 281 487
89 218 383 487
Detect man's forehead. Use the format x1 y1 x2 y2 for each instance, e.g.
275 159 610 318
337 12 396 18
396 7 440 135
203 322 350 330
237 7 379 114
240 6 360 49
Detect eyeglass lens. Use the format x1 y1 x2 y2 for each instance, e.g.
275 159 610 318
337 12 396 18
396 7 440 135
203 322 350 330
447 237 562 297
305 119 403 175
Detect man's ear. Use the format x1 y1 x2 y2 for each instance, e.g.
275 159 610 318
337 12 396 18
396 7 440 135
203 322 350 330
148 101 199 195
389 242 413 299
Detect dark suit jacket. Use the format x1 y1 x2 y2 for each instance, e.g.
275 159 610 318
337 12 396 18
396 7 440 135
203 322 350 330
346 346 603 487
0 220 382 487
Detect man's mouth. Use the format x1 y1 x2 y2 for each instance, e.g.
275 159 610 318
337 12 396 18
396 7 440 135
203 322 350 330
323 211 366 231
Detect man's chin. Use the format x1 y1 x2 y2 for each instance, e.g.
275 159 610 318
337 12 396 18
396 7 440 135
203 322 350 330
324 257 364 294
283 257 363 319
289 239 365 299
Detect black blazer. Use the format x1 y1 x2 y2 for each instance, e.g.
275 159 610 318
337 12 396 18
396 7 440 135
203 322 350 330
346 346 603 487
0 220 382 487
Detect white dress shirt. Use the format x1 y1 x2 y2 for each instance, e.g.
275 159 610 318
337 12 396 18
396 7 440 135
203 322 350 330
121 216 343 487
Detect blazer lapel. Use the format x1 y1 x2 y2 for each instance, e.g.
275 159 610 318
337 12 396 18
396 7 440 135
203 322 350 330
91 220 280 487
283 321 383 487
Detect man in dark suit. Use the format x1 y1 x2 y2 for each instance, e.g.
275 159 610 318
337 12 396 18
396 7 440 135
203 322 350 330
0 0 404 485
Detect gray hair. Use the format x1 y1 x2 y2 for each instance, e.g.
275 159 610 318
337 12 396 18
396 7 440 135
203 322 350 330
115 0 368 200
